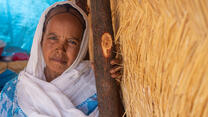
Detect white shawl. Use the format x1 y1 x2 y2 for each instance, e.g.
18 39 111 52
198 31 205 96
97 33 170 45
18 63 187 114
16 1 98 117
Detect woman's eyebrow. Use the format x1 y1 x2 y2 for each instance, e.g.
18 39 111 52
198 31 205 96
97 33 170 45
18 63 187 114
47 33 80 41
47 32 57 36
67 37 80 41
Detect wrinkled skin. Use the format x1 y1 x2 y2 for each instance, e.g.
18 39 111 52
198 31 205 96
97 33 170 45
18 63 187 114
42 13 83 82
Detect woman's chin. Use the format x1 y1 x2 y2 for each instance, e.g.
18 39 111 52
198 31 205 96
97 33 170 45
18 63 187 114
49 61 69 74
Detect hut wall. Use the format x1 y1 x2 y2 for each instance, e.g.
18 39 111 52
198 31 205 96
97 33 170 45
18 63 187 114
110 0 208 117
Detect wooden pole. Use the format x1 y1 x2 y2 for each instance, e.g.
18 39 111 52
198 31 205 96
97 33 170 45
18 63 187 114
75 0 89 15
89 0 124 117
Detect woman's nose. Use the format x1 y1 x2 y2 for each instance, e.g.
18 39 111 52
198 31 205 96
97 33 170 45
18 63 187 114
56 41 67 52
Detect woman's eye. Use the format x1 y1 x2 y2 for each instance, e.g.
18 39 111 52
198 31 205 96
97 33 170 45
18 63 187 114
68 40 77 45
48 37 57 40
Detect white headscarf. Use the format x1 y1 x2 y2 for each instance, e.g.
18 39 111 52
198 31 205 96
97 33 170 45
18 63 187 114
16 1 98 117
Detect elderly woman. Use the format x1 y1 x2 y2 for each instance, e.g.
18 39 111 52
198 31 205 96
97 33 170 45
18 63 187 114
0 1 121 117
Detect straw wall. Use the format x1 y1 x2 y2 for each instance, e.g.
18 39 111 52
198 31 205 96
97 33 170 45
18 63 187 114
110 0 208 116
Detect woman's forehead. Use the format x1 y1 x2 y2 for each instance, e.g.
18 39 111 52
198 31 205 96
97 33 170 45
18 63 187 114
48 13 81 24
47 13 83 30
45 13 84 39
45 5 85 30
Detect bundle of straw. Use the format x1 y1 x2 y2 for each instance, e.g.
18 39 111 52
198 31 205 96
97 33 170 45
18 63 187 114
110 0 208 116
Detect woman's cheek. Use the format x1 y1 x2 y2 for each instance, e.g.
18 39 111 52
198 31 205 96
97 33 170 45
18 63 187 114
43 43 54 61
66 48 78 62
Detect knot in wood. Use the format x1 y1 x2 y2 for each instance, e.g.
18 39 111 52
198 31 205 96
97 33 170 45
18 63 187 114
101 33 112 58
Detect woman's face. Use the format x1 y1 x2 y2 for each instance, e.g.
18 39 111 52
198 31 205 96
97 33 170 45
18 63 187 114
42 13 84 75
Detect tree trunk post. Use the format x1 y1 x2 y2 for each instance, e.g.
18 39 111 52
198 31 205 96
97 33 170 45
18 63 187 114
89 0 124 117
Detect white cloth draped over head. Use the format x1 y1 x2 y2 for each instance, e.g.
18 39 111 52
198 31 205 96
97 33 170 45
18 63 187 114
16 1 98 117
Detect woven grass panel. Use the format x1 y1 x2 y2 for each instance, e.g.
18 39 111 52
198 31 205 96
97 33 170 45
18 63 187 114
0 62 7 73
8 61 28 73
111 0 208 116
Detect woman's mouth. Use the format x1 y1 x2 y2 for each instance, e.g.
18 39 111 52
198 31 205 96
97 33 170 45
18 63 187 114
50 58 67 64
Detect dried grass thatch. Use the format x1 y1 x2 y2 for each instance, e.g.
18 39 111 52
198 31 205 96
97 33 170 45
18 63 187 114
111 0 208 116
